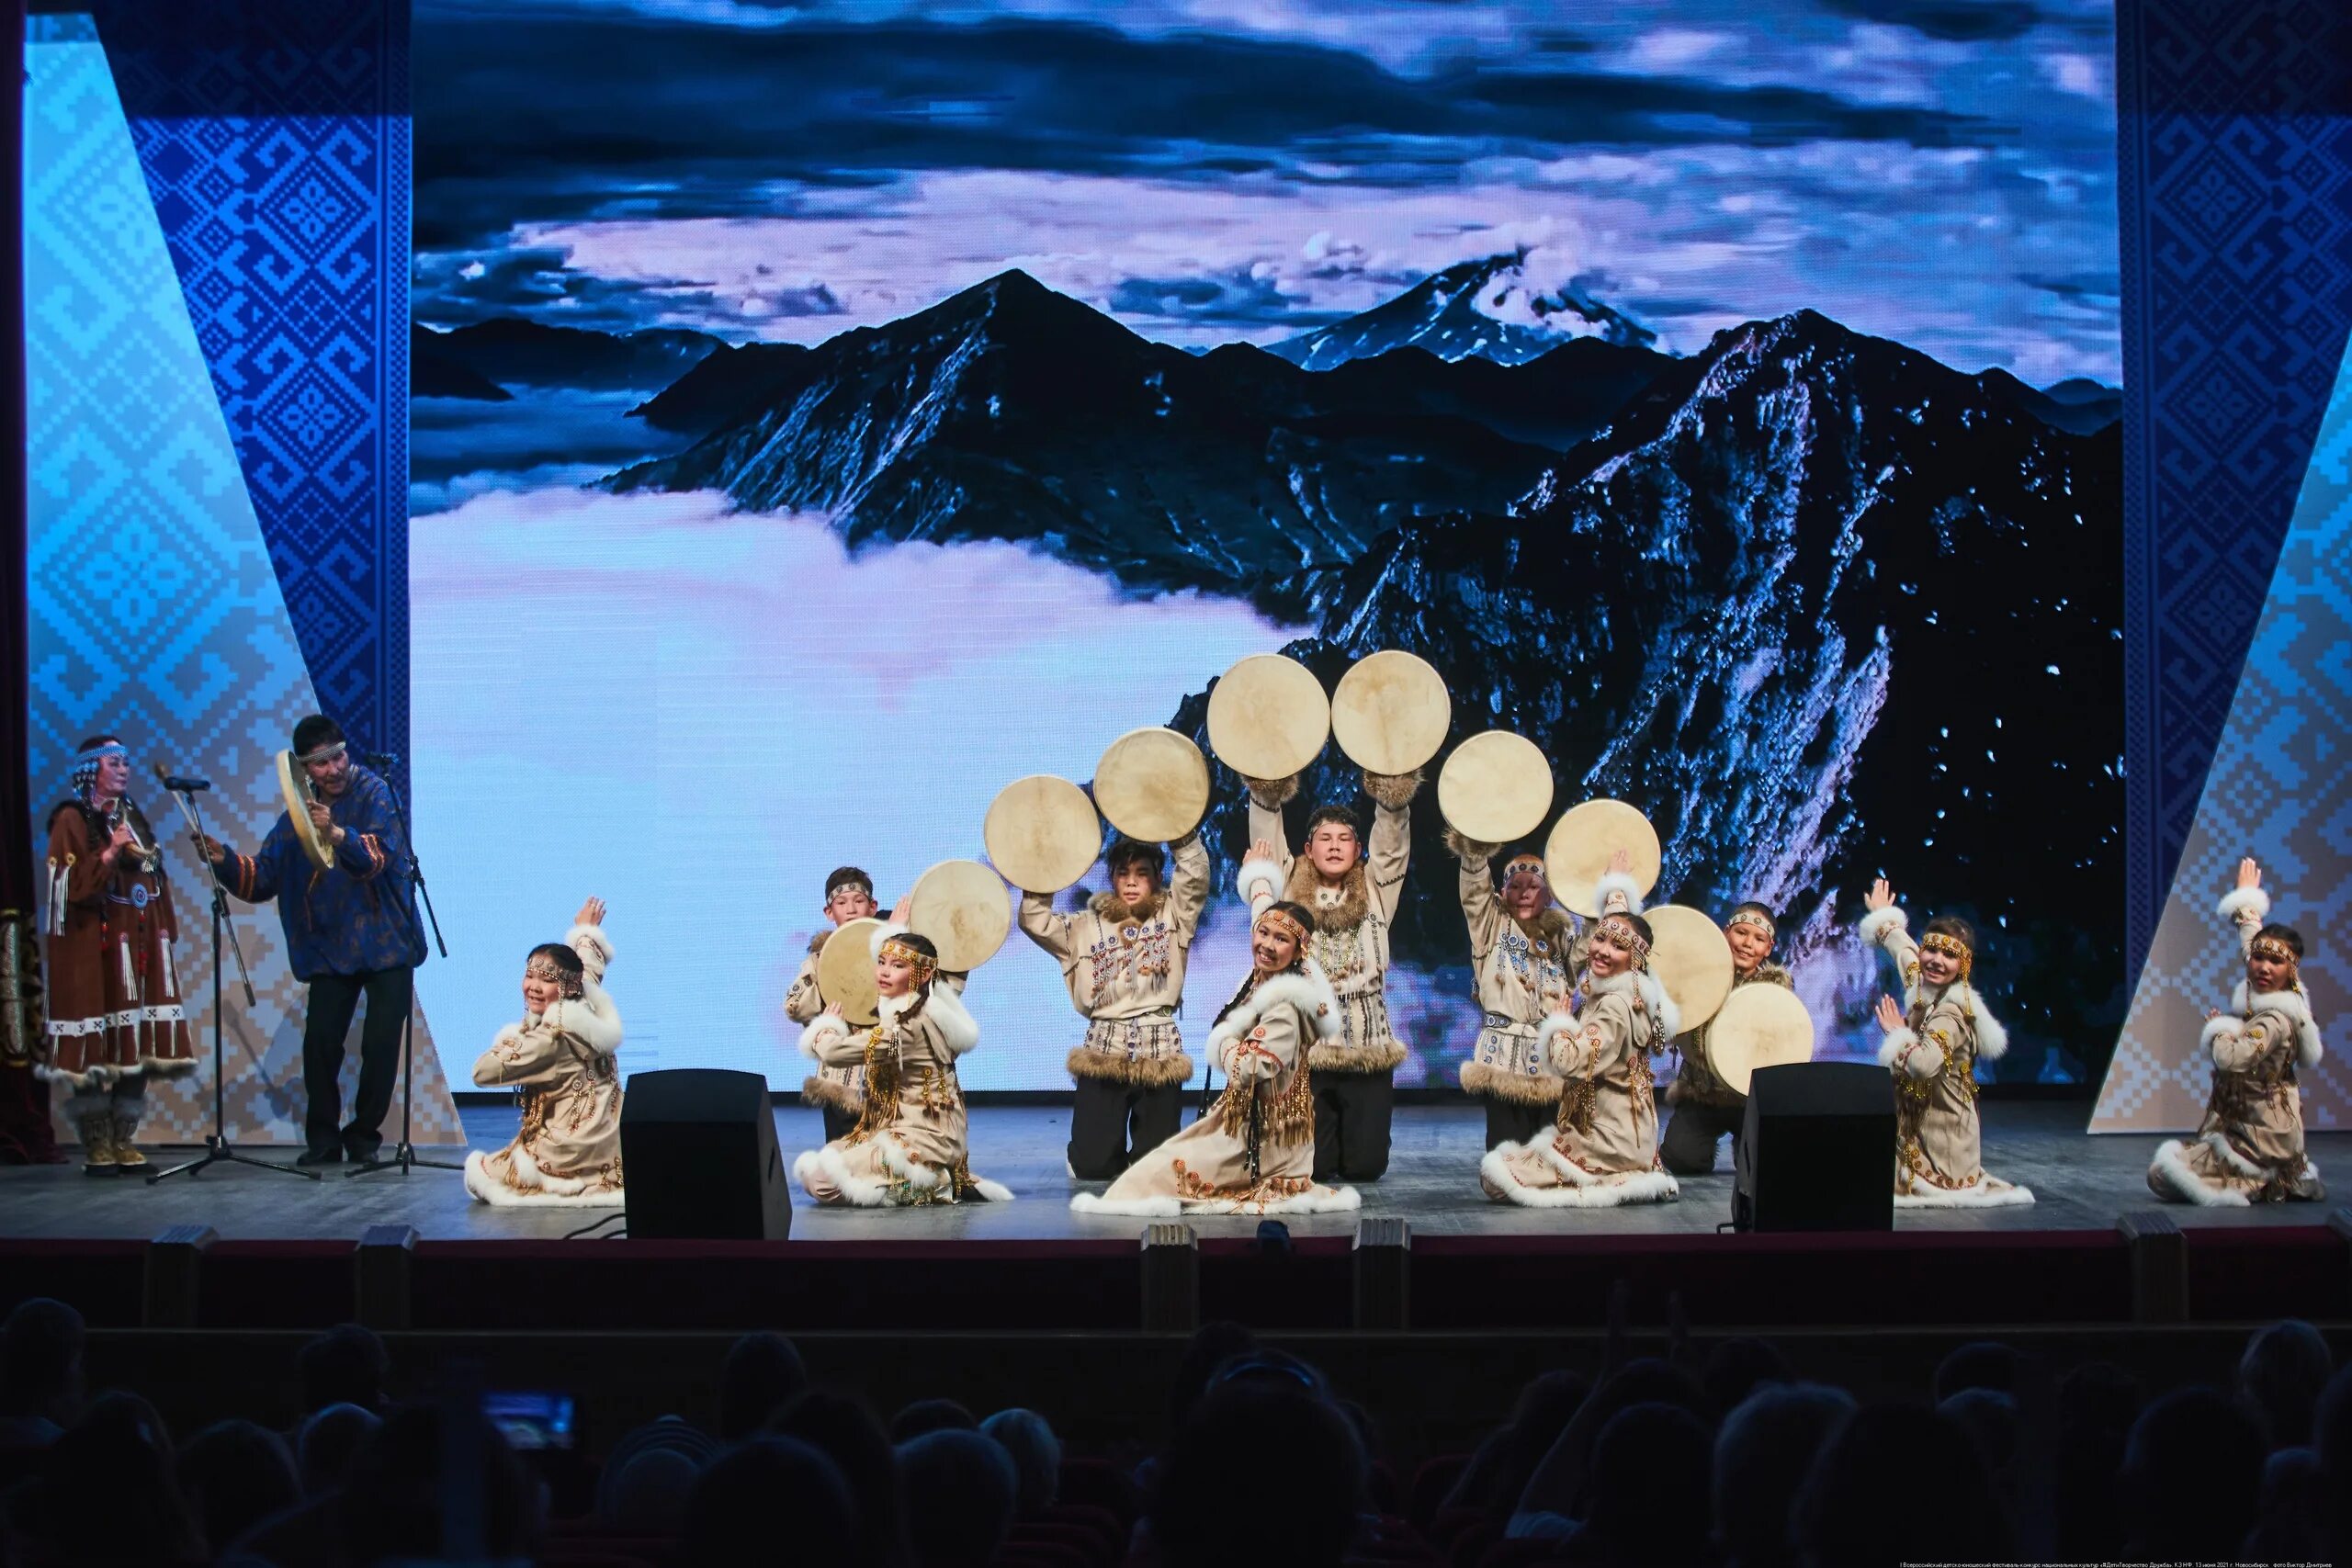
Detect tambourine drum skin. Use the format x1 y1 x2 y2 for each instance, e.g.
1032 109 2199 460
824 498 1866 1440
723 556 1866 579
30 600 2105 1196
1437 731 1554 845
1643 905 1736 1035
1544 799 1661 918
903 859 1012 971
1330 650 1451 775
817 917 883 1027
1205 654 1330 782
1708 983 1817 1097
277 750 334 872
1093 728 1211 843
983 775 1102 894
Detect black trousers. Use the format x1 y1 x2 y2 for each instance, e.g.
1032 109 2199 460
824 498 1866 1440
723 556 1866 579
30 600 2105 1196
1482 1096 1555 1151
1659 1099 1746 1176
1312 1070 1395 1181
820 1104 860 1145
1069 1077 1184 1179
302 967 413 1156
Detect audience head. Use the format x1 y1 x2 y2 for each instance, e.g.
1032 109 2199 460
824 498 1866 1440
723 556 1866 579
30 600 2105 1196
1931 1340 2017 1404
1212 1347 1332 1404
1702 1337 1792 1420
1151 1382 1365 1568
1583 1402 1713 1561
1443 1369 1591 1517
2120 1386 2264 1561
0 1297 85 1427
1169 1321 1258 1428
770 1389 906 1568
890 1398 978 1443
684 1436 854 1568
1713 1382 1853 1568
980 1408 1060 1519
297 1324 390 1416
2238 1319 2333 1450
718 1332 809 1442
297 1402 383 1496
898 1428 1018 1568
176 1418 301 1555
17 1389 203 1567
595 1416 720 1535
1795 1402 2007 1568
336 1401 539 1568
1938 1387 2019 1479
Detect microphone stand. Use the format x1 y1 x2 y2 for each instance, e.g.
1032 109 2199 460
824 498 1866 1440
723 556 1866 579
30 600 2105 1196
149 782 318 1184
349 761 459 1179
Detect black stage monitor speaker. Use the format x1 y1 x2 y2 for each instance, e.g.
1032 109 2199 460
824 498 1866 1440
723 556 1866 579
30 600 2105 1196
1733 1061 1894 1233
621 1068 791 1240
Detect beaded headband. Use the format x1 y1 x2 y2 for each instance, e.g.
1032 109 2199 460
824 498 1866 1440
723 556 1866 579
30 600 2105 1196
1728 908 1775 941
74 742 129 769
296 739 348 766
1595 913 1650 965
1255 907 1310 949
878 936 937 984
525 956 584 999
1501 854 1546 881
1920 931 1973 978
2250 936 2298 967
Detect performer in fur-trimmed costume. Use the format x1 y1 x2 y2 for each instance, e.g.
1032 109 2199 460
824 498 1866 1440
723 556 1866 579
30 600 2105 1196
2147 857 2324 1206
1481 901 1680 1208
1019 831 1211 1178
1859 879 2033 1208
785 865 881 1141
1446 830 1585 1149
794 926 1012 1208
466 899 625 1207
40 736 198 1175
1072 857 1359 1217
1659 902 1794 1177
1243 767 1419 1179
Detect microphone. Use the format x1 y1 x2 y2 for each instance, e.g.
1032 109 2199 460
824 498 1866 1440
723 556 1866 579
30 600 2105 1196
362 750 401 766
153 764 212 793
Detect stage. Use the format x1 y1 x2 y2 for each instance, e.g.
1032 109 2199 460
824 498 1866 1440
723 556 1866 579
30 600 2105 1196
1 1100 2338 1242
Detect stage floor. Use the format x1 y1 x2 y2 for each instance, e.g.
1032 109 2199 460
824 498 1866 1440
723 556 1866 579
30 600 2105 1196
1 1100 2339 1243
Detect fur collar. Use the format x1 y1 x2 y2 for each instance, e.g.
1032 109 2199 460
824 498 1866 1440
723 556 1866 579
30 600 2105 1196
1207 961 1343 1055
1283 858 1371 932
1906 978 2008 1060
1088 888 1164 925
807 929 829 955
1584 968 1682 1043
2232 982 2323 1067
1740 961 1793 989
1510 907 1574 946
881 985 980 1055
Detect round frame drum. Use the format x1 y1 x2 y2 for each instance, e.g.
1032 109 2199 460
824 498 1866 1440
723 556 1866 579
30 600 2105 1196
984 775 1101 894
1708 983 1817 1096
1544 799 1661 917
1644 905 1736 1034
903 859 1013 971
1205 654 1329 781
1437 731 1554 845
1093 728 1211 842
816 917 883 1027
1330 650 1451 775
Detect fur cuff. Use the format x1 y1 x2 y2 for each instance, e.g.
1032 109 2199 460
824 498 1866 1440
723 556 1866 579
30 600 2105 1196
1362 768 1423 810
1236 856 1286 908
1461 1059 1560 1104
1594 871 1644 914
2216 886 2271 924
2146 1140 2251 1207
565 922 615 984
1244 773 1301 808
1067 1045 1194 1088
2201 1014 2245 1064
1532 1010 1579 1077
1443 827 1499 863
1307 1040 1407 1073
799 1075 864 1113
801 1014 854 1059
1877 1026 1920 1071
1857 906 1907 945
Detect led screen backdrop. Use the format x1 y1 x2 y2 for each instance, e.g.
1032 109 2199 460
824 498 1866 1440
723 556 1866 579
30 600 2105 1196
408 0 2124 1091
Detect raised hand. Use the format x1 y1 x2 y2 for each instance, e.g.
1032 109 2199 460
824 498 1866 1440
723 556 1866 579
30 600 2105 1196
1874 995 1906 1032
574 897 606 929
102 822 138 863
823 1001 843 1019
194 833 226 862
1607 847 1631 874
1249 836 1279 864
2236 857 2262 892
1864 877 1895 912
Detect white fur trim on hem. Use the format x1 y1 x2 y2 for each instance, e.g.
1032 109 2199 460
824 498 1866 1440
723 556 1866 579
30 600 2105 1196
1857 905 1907 945
1071 1182 1357 1217
1894 1176 2035 1209
796 1144 891 1207
2147 1140 2251 1206
2216 886 2271 924
463 1149 625 1208
1484 1155 1679 1209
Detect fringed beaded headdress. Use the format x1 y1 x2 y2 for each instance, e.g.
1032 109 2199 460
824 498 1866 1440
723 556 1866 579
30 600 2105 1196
1595 913 1651 968
1728 908 1776 941
2249 934 2298 970
1501 853 1546 883
1920 931 1973 979
879 935 938 985
1255 905 1310 952
71 739 127 795
525 954 585 999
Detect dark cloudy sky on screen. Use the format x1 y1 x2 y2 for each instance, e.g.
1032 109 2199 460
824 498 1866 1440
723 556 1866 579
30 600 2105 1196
413 0 2119 383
